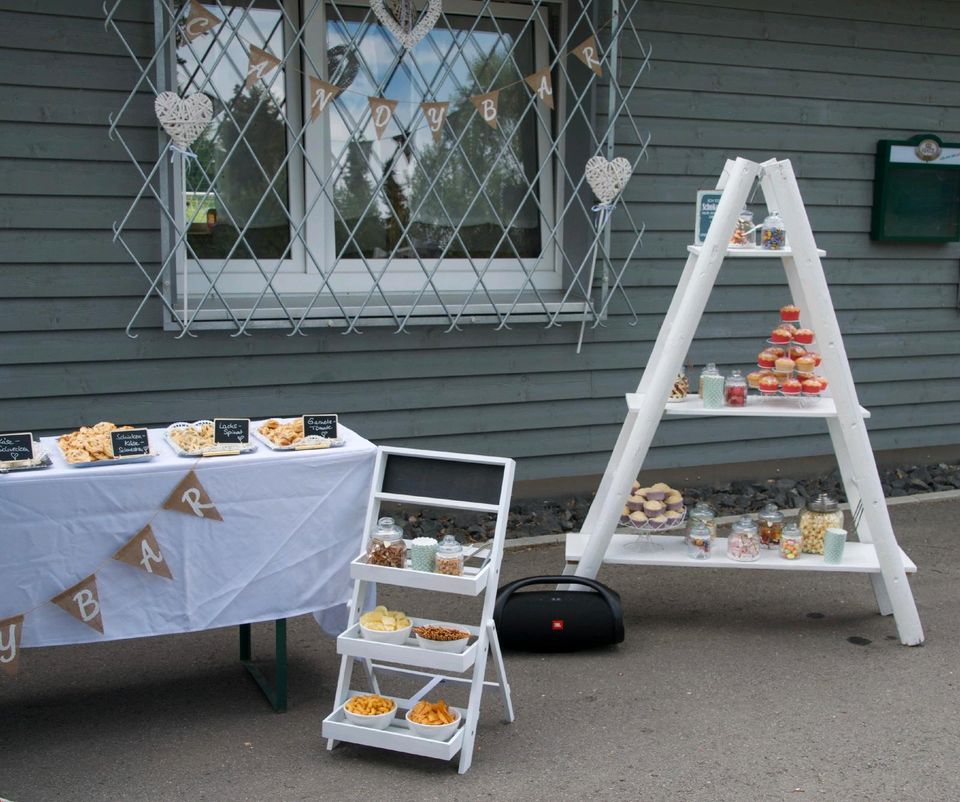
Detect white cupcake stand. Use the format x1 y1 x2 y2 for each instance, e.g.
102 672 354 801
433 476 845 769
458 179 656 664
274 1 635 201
565 156 924 646
323 447 516 772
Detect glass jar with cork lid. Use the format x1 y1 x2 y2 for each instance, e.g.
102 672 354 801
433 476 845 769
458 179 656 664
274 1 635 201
366 516 407 568
435 534 465 576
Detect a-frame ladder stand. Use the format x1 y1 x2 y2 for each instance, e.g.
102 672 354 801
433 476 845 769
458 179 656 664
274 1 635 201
322 446 516 773
564 157 923 646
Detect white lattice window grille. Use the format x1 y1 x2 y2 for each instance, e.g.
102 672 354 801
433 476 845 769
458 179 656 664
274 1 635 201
107 0 650 335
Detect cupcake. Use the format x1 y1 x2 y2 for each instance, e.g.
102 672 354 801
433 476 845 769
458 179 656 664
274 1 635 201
807 351 822 367
650 482 672 495
770 327 792 344
775 357 795 373
664 510 683 526
758 351 776 369
636 487 652 499
802 378 823 395
620 506 631 525
795 355 816 374
627 494 645 511
747 371 763 389
780 304 800 322
781 323 798 337
788 345 807 360
815 375 828 389
631 480 642 493
645 485 667 501
643 499 665 516
665 491 684 510
767 346 786 359
628 510 648 527
759 375 779 394
781 378 802 395
649 514 669 530
794 328 814 344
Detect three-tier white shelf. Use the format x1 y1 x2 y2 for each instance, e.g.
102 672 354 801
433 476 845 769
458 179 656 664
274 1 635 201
565 157 923 646
322 446 516 773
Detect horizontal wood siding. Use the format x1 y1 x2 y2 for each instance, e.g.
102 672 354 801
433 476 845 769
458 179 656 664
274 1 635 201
0 0 958 481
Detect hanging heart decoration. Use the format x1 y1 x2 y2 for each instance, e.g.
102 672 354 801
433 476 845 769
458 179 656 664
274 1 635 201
584 155 632 205
327 44 360 89
154 91 213 150
370 0 442 50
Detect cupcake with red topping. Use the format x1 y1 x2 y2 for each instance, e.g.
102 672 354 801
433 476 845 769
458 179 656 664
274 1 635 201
770 327 792 344
789 345 807 360
801 378 824 395
781 378 803 395
794 328 814 344
780 304 800 323
758 351 776 369
758 375 780 395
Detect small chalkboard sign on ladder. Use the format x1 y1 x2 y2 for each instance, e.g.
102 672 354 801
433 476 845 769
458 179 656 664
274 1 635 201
322 446 516 774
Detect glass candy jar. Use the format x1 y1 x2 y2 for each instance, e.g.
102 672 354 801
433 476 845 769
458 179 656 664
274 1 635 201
799 493 843 554
730 209 756 248
702 369 725 409
685 520 712 559
727 515 761 562
668 369 690 403
366 516 407 568
699 363 718 396
757 503 784 547
724 370 747 407
689 502 717 539
761 211 786 250
435 534 465 576
780 522 802 560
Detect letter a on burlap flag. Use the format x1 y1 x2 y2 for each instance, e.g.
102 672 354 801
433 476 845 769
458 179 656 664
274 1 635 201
113 524 173 580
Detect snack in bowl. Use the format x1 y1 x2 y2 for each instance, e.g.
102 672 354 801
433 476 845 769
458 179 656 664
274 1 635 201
344 694 397 729
59 422 135 463
359 605 411 632
406 699 462 739
258 418 306 447
168 422 214 453
413 625 470 641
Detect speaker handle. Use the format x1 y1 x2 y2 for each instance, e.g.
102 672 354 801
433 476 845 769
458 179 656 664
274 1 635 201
493 575 622 626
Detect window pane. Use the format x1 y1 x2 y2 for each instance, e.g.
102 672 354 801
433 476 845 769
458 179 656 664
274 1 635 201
178 1 292 260
327 8 544 261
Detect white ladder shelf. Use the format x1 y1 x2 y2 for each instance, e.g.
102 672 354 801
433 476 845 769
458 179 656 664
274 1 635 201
322 446 517 773
564 157 924 646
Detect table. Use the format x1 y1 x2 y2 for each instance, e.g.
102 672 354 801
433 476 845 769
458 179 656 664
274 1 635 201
0 423 377 708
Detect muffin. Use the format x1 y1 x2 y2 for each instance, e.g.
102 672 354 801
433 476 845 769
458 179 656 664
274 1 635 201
770 327 792 344
759 375 780 394
767 346 786 359
788 345 807 360
780 304 800 322
747 371 763 389
645 486 667 501
627 494 645 512
795 355 816 374
628 510 648 526
802 378 823 395
758 351 776 369
665 491 684 510
664 510 683 526
620 506 631 525
781 378 802 395
643 499 665 516
649 514 669 530
794 328 814 344
775 357 795 373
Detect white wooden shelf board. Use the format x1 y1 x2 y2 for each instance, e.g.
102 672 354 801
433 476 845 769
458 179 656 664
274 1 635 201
322 693 466 761
375 491 500 513
687 245 826 258
350 554 490 596
337 618 480 673
565 532 917 574
649 394 871 419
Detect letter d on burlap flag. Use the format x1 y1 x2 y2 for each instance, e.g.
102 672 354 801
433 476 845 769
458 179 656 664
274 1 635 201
164 470 222 521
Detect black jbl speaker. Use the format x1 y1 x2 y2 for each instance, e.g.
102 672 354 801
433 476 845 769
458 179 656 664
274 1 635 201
493 576 624 652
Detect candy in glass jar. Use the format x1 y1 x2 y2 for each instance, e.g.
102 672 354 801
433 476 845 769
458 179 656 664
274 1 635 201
727 515 761 562
366 516 407 568
685 520 712 559
761 211 786 250
757 502 784 547
799 493 843 554
730 209 756 248
702 370 725 409
435 534 464 576
724 370 747 407
699 362 718 396
779 522 802 560
689 501 717 539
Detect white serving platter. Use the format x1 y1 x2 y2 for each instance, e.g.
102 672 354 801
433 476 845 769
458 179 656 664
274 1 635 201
251 418 345 452
164 420 257 457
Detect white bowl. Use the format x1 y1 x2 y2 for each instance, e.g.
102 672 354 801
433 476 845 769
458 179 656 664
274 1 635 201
415 633 470 653
405 708 462 740
359 621 412 645
344 701 396 730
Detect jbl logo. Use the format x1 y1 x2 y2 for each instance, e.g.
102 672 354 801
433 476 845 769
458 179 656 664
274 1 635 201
551 619 564 631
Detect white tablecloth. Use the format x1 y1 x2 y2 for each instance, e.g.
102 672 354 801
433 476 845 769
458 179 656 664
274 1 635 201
0 424 376 647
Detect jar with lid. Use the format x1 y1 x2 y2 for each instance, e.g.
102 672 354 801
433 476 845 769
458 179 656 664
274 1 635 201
730 209 756 248
435 534 464 576
761 211 786 250
780 522 802 560
668 369 690 403
799 493 843 554
366 516 407 568
685 520 712 559
689 502 717 539
702 368 725 409
727 515 761 562
699 362 718 396
757 503 784 547
724 370 747 407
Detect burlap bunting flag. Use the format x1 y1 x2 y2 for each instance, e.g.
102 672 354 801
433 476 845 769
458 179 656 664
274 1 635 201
163 470 222 521
369 97 399 140
245 45 281 90
52 575 103 634
113 524 173 580
0 614 24 679
470 90 500 129
420 102 449 143
182 0 222 42
571 35 603 76
309 76 342 121
525 67 555 109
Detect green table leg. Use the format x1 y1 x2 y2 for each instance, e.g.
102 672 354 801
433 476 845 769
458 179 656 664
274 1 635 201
239 619 287 713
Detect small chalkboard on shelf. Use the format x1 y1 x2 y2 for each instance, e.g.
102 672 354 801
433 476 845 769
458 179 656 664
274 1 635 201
110 428 150 458
382 453 505 506
303 414 338 439
214 418 250 444
0 432 34 463
695 190 723 244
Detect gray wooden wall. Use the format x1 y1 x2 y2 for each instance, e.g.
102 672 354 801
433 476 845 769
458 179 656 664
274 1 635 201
1 0 959 481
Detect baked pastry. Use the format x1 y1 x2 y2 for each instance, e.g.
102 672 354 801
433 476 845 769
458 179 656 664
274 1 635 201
665 491 684 510
781 378 802 395
643 499 665 516
664 510 683 525
649 514 669 530
59 422 135 463
780 304 800 322
770 327 792 344
628 510 648 525
627 494 645 511
169 423 214 453
258 418 307 447
759 375 779 394
801 378 823 395
767 346 786 359
775 357 795 373
795 355 816 374
758 351 776 369
620 506 631 525
794 328 814 344
789 345 807 360
807 351 822 367
747 371 763 389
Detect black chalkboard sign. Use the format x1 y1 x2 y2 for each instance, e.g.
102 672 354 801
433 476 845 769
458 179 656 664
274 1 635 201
0 432 34 463
382 453 505 505
303 413 338 439
214 418 250 444
110 428 151 458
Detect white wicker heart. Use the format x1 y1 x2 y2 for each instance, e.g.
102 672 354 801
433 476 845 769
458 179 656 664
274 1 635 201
584 155 632 205
370 0 442 50
154 91 213 150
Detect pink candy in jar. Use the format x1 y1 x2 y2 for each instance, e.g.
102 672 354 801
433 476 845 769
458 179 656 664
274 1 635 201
724 370 747 407
726 515 761 562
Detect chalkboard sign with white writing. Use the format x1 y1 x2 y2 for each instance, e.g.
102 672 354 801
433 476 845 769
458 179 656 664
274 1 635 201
303 414 338 439
0 432 35 463
214 418 250 444
110 428 151 458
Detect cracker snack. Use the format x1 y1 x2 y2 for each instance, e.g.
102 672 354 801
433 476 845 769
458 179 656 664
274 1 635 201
58 422 134 463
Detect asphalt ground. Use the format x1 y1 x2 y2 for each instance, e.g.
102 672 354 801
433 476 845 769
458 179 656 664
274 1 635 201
2 497 958 802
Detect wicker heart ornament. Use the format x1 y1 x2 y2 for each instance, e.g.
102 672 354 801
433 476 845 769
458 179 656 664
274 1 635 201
371 0 442 50
154 91 213 150
584 155 632 205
